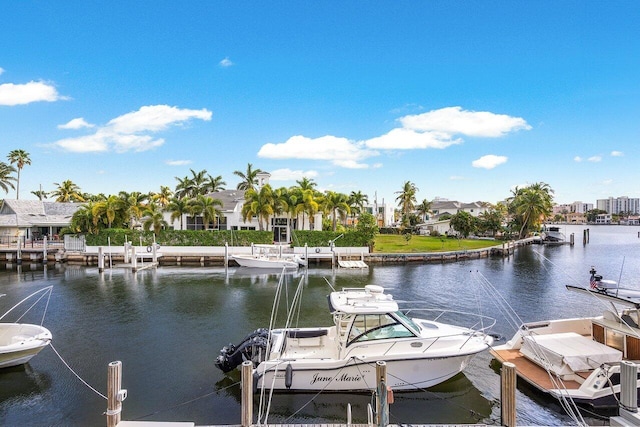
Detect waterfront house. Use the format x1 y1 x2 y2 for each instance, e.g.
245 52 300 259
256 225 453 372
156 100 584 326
430 200 488 218
0 199 81 242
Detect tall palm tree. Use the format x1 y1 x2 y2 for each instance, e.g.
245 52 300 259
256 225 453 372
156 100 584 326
296 188 319 230
416 199 432 222
0 162 17 194
166 196 190 230
296 177 317 191
395 181 418 226
150 186 173 208
187 169 209 196
142 203 169 235
7 150 31 199
241 184 274 231
31 189 49 201
174 175 192 199
190 195 223 230
205 174 226 193
70 201 99 234
508 182 554 238
322 191 351 231
234 163 262 191
51 180 85 202
348 190 369 225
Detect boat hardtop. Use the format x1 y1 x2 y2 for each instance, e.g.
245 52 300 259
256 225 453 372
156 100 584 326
328 285 399 315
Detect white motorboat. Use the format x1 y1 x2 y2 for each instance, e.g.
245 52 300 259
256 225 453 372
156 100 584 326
0 287 53 369
231 244 304 269
490 267 640 413
541 226 566 244
0 323 52 368
216 284 495 391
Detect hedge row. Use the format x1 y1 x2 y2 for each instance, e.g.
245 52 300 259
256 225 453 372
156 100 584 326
84 229 371 247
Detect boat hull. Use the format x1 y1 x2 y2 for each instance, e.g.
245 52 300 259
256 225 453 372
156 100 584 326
231 255 299 269
255 353 478 391
0 323 52 369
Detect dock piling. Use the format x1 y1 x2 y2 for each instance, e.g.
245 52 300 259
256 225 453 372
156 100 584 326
501 361 517 427
107 361 125 427
375 361 389 427
241 360 253 427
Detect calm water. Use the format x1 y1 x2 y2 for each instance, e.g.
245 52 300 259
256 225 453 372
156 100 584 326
1 225 640 426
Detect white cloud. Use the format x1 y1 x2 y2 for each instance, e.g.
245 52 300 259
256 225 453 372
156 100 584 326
259 106 528 170
258 135 378 168
611 151 624 157
219 57 234 67
0 80 65 106
364 128 461 150
269 168 319 181
574 156 583 162
52 105 212 153
449 175 465 180
587 156 602 162
472 154 508 169
58 117 94 129
165 160 193 166
399 106 531 137
602 179 613 185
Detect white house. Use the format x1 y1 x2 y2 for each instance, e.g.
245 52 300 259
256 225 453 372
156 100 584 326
0 199 81 242
430 200 489 219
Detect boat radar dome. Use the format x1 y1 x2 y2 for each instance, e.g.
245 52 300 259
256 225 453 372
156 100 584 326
365 285 385 294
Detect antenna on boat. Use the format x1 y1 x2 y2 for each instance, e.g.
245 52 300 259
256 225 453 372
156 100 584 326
616 256 626 297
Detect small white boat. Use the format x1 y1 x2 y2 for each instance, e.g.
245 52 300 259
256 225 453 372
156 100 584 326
232 244 304 269
216 284 494 391
0 323 52 368
0 287 53 369
490 267 640 413
541 226 565 244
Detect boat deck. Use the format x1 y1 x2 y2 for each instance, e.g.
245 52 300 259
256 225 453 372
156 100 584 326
492 348 586 390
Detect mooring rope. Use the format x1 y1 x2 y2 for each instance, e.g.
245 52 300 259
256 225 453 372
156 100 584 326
49 343 107 400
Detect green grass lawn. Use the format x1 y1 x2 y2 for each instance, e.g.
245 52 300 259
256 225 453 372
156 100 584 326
373 234 501 253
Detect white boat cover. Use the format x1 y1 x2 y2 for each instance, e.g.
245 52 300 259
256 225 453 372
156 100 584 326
522 332 622 375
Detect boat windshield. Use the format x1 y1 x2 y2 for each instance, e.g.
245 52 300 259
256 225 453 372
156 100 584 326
348 313 416 345
394 310 421 333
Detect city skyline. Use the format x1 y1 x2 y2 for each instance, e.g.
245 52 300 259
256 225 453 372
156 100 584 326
1 2 639 206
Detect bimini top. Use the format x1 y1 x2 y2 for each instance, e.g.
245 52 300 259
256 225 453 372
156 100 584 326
328 285 399 315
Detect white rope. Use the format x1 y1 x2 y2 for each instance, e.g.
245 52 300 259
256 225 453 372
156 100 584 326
50 343 107 400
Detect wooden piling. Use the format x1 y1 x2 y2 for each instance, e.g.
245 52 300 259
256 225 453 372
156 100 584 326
107 361 123 427
376 361 389 427
241 360 253 427
501 361 517 427
43 235 48 261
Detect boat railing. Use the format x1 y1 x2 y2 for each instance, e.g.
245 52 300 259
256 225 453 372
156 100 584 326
402 307 497 335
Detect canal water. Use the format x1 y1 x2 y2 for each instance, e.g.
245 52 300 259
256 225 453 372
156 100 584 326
1 225 640 426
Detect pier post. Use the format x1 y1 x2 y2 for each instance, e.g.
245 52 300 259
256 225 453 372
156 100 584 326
241 360 253 427
130 244 137 272
570 233 574 246
98 246 104 272
43 236 48 262
106 361 125 427
501 361 517 427
375 361 389 427
152 243 157 264
224 242 229 268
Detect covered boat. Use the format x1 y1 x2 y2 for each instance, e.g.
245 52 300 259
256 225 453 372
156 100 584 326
491 267 640 413
216 284 494 391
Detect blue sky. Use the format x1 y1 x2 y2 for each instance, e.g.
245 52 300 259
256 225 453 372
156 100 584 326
1 2 639 207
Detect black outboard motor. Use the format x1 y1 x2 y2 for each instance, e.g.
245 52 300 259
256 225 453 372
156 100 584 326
215 328 269 373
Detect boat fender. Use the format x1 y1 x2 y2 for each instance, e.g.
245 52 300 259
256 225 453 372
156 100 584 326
285 364 293 389
147 245 152 252
315 248 321 253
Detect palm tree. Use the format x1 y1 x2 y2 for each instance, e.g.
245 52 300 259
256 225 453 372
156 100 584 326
322 191 351 231
234 163 262 191
119 191 148 229
508 182 554 238
0 162 17 194
348 190 369 224
142 203 169 235
205 174 226 193
70 201 99 234
7 150 31 199
296 177 317 191
51 180 85 202
241 184 274 231
92 195 124 229
416 199 432 222
31 189 48 201
150 186 173 208
166 196 190 230
174 175 192 199
190 195 223 230
296 188 319 230
395 181 418 226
